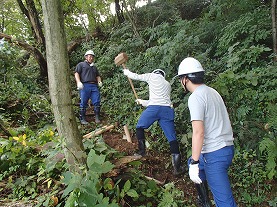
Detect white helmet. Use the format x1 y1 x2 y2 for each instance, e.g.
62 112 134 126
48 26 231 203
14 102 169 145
84 50 95 56
178 57 204 76
152 69 166 77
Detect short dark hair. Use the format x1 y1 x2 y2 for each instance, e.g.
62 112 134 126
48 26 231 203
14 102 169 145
187 71 204 84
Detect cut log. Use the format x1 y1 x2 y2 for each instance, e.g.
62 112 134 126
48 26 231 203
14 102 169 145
123 125 132 143
83 124 115 139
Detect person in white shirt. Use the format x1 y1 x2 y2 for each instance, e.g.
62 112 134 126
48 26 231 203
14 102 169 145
123 68 184 176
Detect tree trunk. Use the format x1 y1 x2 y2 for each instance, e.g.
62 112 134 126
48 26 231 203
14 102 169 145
121 0 141 38
16 0 46 48
272 0 277 62
115 0 125 23
40 0 86 170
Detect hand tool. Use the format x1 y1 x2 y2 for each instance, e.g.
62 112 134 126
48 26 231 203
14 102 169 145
114 52 138 99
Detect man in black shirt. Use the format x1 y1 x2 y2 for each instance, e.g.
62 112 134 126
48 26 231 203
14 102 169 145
75 50 102 124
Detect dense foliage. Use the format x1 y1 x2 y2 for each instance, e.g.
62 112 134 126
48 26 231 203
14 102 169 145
0 0 276 206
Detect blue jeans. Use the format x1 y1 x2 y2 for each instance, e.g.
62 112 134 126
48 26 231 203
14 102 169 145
80 83 101 113
136 105 177 142
188 146 237 207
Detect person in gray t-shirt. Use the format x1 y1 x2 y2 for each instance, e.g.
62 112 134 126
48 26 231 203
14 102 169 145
177 57 237 207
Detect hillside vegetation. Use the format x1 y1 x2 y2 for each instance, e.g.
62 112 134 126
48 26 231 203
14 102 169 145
0 0 276 206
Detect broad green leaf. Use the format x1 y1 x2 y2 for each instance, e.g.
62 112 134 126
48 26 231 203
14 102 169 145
126 189 139 198
123 180 131 192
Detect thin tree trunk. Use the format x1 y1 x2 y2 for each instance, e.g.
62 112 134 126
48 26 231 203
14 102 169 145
122 0 141 39
16 0 45 48
115 0 125 23
272 0 277 62
40 0 86 170
16 0 47 79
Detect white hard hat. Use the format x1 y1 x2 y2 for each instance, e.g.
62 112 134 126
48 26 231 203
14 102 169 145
152 69 166 77
84 50 95 56
178 57 204 76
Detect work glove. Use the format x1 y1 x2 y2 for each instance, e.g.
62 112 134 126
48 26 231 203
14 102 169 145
135 99 149 107
98 81 103 87
77 82 84 90
136 99 142 105
189 163 202 184
123 69 130 76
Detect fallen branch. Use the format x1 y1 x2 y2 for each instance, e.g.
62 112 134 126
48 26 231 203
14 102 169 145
113 155 142 167
83 124 115 139
144 175 167 185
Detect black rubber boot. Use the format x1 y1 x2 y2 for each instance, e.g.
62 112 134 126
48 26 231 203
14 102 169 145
95 114 100 123
171 154 185 176
134 128 146 156
195 181 212 207
169 140 185 176
94 106 101 123
80 108 88 125
94 106 101 124
134 139 146 156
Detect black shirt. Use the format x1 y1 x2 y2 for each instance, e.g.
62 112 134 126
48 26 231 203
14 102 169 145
75 61 100 83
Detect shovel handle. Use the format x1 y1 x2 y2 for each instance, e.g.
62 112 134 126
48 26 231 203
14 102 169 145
122 63 139 100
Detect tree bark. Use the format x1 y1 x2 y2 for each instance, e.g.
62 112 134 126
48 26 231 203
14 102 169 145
40 0 86 169
67 36 87 54
272 0 277 62
16 0 45 48
115 0 125 23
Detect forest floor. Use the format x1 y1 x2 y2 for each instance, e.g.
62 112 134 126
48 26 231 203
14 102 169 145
0 109 274 207
0 111 197 207
82 111 199 206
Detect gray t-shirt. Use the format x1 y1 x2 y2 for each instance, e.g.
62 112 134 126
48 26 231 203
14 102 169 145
188 84 234 153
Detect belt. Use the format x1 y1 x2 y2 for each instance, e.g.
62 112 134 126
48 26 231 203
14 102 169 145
86 82 97 84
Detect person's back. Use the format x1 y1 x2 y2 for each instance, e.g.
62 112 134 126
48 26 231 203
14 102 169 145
124 71 172 106
188 84 234 153
122 68 185 176
177 57 237 207
148 73 171 106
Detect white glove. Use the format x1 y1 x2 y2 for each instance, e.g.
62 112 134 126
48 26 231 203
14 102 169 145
123 69 130 76
98 81 103 87
136 99 142 105
189 164 202 184
77 82 84 90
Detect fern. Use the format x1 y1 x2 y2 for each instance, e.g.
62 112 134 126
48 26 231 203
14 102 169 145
259 135 277 179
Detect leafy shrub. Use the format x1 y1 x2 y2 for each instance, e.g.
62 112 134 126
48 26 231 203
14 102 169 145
0 127 65 201
157 182 186 207
230 149 273 206
215 6 272 71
